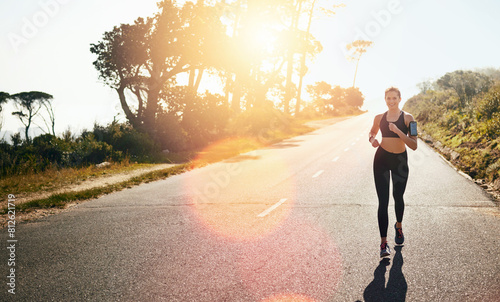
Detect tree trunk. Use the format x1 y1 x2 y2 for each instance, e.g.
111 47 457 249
194 68 204 93
188 67 196 89
353 55 360 88
132 88 144 122
284 1 302 115
295 0 316 116
116 85 140 129
232 74 242 113
144 87 159 133
229 0 243 113
24 122 30 143
296 63 305 115
284 50 294 115
223 73 230 108
51 116 55 136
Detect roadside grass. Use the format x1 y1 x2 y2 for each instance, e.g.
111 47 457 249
1 161 157 200
420 121 500 182
7 163 191 214
1 119 317 214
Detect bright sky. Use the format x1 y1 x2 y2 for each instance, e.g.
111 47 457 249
1 0 499 138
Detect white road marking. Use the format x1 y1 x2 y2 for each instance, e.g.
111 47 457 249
344 147 350 152
257 198 288 218
312 170 324 178
351 142 356 146
332 156 339 162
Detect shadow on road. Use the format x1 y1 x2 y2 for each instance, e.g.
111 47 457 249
362 245 407 302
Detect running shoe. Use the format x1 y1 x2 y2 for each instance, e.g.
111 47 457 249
380 242 391 257
394 223 404 245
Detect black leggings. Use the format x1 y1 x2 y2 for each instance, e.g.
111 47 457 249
373 147 409 238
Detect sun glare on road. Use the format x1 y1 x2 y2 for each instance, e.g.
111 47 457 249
184 138 295 242
238 221 343 301
182 137 344 300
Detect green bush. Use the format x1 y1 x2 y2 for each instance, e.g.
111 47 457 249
477 84 500 120
92 122 156 157
180 93 231 149
72 134 121 165
0 141 15 175
485 112 500 139
32 134 70 164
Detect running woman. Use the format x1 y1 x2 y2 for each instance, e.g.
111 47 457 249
369 87 418 257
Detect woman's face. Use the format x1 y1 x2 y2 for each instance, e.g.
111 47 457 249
385 91 401 109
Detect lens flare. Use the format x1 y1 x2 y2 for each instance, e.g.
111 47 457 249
185 138 296 241
237 222 343 301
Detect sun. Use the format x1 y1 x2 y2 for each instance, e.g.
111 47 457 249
249 26 276 53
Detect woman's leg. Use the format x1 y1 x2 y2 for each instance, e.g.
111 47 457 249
391 152 409 224
374 148 390 241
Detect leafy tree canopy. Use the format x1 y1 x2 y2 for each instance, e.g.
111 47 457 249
90 0 227 133
436 70 492 107
10 91 53 142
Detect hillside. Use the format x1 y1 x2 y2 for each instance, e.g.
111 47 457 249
403 69 500 199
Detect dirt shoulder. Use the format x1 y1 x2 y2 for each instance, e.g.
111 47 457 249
2 163 176 227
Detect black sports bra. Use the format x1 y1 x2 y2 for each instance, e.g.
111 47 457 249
380 111 408 138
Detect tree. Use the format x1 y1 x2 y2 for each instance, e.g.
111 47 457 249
330 85 346 108
476 67 500 82
344 87 364 108
217 0 246 112
210 1 326 115
10 91 53 142
477 83 500 120
346 40 373 88
417 79 434 95
436 70 492 108
282 0 302 115
0 92 9 132
307 81 332 100
39 98 56 135
307 82 363 114
295 1 344 115
306 81 343 114
90 0 226 135
90 17 150 130
216 0 290 112
0 92 9 111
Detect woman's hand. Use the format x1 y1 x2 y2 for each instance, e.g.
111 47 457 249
388 122 401 135
369 135 380 148
389 121 418 151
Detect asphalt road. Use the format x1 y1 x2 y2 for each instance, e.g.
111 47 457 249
2 113 500 301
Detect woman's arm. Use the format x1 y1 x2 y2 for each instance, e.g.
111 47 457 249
369 115 382 148
388 113 418 150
